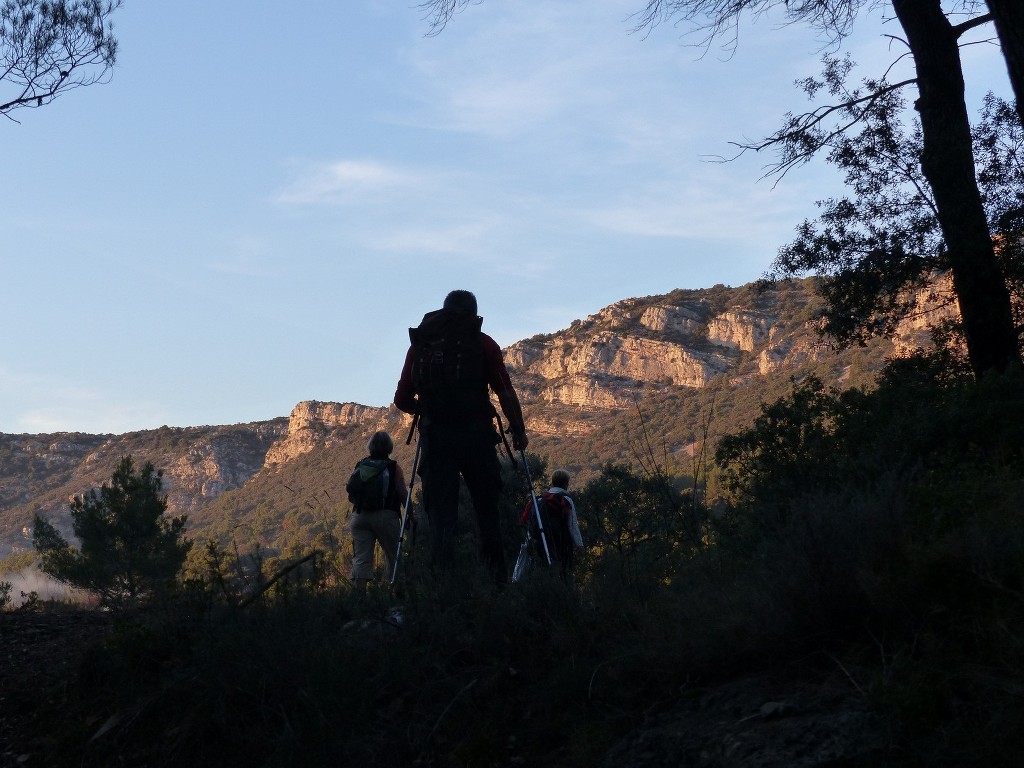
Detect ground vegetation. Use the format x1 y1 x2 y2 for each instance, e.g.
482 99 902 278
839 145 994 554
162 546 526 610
2 353 1022 765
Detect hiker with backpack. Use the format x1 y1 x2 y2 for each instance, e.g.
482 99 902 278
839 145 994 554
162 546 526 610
346 430 408 591
522 469 584 581
393 290 528 587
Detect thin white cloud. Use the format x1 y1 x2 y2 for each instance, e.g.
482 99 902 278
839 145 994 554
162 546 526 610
363 215 556 281
578 171 829 244
438 72 565 138
400 2 659 140
275 159 424 205
367 221 494 255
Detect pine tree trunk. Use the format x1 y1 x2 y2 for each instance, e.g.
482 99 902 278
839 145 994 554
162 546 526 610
892 0 1021 375
987 0 1024 126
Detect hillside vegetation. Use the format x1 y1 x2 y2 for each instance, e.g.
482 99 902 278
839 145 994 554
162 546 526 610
4 358 1022 767
10 277 1021 765
2 278 898 569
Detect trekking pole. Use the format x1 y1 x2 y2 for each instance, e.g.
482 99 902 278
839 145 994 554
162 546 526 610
405 413 419 447
391 416 420 585
519 449 552 566
494 410 516 464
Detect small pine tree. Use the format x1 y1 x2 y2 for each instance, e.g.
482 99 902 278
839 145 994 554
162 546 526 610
33 455 191 609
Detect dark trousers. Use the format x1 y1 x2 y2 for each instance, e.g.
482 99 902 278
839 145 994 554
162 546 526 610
420 420 506 584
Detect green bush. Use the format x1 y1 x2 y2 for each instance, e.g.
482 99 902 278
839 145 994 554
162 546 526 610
709 365 1024 763
33 456 191 610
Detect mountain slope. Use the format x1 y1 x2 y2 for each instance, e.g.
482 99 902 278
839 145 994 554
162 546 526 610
2 277 918 560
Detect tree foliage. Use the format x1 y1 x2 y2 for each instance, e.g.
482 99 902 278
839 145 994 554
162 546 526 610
577 463 704 599
1 0 121 119
643 0 1020 374
33 455 191 609
714 360 1024 523
421 0 1023 374
770 73 1024 353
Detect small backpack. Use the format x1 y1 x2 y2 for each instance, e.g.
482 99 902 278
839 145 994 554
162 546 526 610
520 491 572 530
346 458 395 512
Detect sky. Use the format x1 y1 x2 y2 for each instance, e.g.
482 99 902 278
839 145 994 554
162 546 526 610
1 0 1013 435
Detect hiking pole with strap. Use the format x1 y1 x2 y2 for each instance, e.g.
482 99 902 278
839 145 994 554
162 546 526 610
493 408 516 464
391 415 420 585
519 449 552 567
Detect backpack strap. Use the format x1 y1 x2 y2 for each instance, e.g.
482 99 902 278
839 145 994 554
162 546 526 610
542 491 571 516
385 458 399 509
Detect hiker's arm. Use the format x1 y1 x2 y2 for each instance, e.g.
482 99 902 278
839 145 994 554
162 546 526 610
497 388 527 450
482 335 528 449
393 347 418 414
567 497 584 549
393 463 409 510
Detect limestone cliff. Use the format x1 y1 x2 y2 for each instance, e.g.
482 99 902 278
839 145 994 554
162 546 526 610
0 420 289 557
506 280 835 419
263 400 403 466
165 421 289 515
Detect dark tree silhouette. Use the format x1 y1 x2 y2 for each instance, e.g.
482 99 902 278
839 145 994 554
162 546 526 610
33 455 191 609
1 0 121 120
987 0 1024 124
771 83 1024 362
419 0 1023 375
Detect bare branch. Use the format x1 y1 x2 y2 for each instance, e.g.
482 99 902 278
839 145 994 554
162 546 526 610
952 12 993 37
237 551 321 609
418 0 477 37
736 77 917 182
635 0 864 51
1 0 121 118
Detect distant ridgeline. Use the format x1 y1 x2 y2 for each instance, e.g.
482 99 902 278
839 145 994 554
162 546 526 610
1 277 943 560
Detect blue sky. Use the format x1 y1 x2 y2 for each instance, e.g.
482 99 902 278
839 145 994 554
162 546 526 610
1 1 1012 435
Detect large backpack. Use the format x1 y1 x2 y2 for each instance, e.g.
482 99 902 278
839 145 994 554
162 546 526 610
346 458 397 512
409 309 487 422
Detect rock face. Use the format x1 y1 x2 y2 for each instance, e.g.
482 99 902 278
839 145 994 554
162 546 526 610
707 311 775 352
515 332 735 390
164 421 289 515
639 304 704 335
505 281 834 419
263 401 395 465
892 273 960 357
0 421 288 555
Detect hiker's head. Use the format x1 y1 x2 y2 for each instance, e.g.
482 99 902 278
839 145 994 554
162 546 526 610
443 289 478 315
367 431 394 457
551 469 570 490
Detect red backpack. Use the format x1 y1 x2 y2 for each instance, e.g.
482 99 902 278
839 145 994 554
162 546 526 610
520 491 572 527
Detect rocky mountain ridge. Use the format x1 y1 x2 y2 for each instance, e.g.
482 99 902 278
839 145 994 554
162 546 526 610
1 277 949 559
